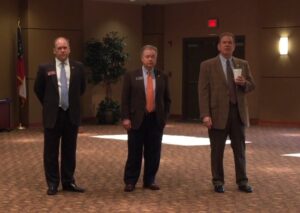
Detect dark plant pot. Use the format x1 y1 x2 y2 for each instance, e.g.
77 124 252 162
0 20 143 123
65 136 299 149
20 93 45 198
96 98 120 124
97 110 116 124
103 110 114 124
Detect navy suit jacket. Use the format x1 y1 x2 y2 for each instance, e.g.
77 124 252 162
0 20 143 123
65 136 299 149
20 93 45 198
34 60 86 128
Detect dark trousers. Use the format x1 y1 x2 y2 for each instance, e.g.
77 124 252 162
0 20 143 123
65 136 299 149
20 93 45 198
44 108 78 188
208 104 248 186
124 112 163 185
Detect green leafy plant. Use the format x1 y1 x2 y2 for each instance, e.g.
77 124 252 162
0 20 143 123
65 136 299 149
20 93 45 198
85 32 128 124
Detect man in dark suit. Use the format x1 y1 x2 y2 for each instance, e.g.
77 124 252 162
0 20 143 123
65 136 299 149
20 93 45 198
121 45 171 192
34 37 86 195
198 32 255 193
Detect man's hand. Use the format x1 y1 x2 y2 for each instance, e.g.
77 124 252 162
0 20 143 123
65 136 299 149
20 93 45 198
122 119 131 130
202 116 212 129
235 75 246 86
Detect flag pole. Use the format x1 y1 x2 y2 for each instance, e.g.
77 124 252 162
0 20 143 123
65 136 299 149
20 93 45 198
17 98 26 130
17 20 26 130
17 123 26 130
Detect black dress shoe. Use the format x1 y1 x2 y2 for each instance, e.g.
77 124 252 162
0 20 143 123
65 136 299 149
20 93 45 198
124 184 135 192
214 185 225 193
47 186 58 195
238 184 253 193
63 183 85 193
143 183 160 190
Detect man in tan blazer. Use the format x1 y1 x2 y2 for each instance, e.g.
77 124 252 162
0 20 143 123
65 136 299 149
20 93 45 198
198 32 255 193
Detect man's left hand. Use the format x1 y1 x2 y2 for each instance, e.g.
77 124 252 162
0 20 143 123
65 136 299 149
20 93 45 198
235 76 246 86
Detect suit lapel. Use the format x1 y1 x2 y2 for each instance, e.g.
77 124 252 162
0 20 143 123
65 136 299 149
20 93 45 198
232 57 242 69
69 61 76 90
49 62 59 93
135 69 146 98
154 68 161 96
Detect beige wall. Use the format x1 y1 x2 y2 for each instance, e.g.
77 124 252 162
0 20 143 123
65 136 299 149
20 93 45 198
163 0 300 123
83 1 142 118
2 0 300 126
258 0 300 123
0 0 20 126
24 0 83 125
142 5 164 70
164 0 260 119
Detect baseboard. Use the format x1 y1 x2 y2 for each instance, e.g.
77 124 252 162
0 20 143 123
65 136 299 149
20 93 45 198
255 119 300 127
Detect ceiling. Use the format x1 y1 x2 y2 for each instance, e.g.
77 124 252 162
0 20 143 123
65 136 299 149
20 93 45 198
92 0 210 5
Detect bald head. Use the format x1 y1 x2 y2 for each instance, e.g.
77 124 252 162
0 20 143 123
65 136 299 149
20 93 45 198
53 37 71 62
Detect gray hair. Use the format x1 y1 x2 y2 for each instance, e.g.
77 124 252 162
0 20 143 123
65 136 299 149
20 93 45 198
141 45 158 56
218 32 235 43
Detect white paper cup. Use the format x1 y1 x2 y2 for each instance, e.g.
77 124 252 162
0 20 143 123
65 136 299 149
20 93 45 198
233 68 242 79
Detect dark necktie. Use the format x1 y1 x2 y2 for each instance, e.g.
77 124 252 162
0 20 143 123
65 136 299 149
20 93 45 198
226 59 237 104
60 62 69 110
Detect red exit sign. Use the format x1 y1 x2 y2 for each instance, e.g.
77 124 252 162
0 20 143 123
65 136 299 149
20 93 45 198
208 18 218 28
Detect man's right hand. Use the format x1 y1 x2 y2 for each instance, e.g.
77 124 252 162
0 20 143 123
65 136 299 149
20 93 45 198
202 116 212 129
122 119 131 130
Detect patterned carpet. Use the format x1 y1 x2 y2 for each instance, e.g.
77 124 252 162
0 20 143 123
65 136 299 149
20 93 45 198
0 121 300 212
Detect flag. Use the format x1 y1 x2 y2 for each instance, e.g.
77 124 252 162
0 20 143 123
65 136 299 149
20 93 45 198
17 21 27 104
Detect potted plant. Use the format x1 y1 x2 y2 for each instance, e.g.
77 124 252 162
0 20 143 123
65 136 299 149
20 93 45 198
85 31 128 124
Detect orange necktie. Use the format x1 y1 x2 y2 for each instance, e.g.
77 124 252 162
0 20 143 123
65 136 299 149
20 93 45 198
146 72 154 112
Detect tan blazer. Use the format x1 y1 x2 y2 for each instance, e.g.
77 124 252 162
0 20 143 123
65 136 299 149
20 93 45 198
198 56 255 129
121 69 171 130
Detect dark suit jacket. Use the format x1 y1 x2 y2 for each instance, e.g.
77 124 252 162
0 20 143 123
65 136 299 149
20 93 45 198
34 60 86 128
198 56 255 129
121 69 171 130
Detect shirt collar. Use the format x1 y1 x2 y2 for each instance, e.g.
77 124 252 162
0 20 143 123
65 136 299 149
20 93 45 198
55 58 69 66
142 66 154 76
219 54 233 64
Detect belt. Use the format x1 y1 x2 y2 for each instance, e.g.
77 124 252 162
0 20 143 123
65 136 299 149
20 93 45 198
145 111 156 116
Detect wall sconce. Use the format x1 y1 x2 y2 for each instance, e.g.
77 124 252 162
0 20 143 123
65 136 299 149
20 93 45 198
279 37 288 55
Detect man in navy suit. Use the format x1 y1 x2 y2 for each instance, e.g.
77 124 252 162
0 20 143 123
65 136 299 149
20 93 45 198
121 45 171 192
34 37 86 195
